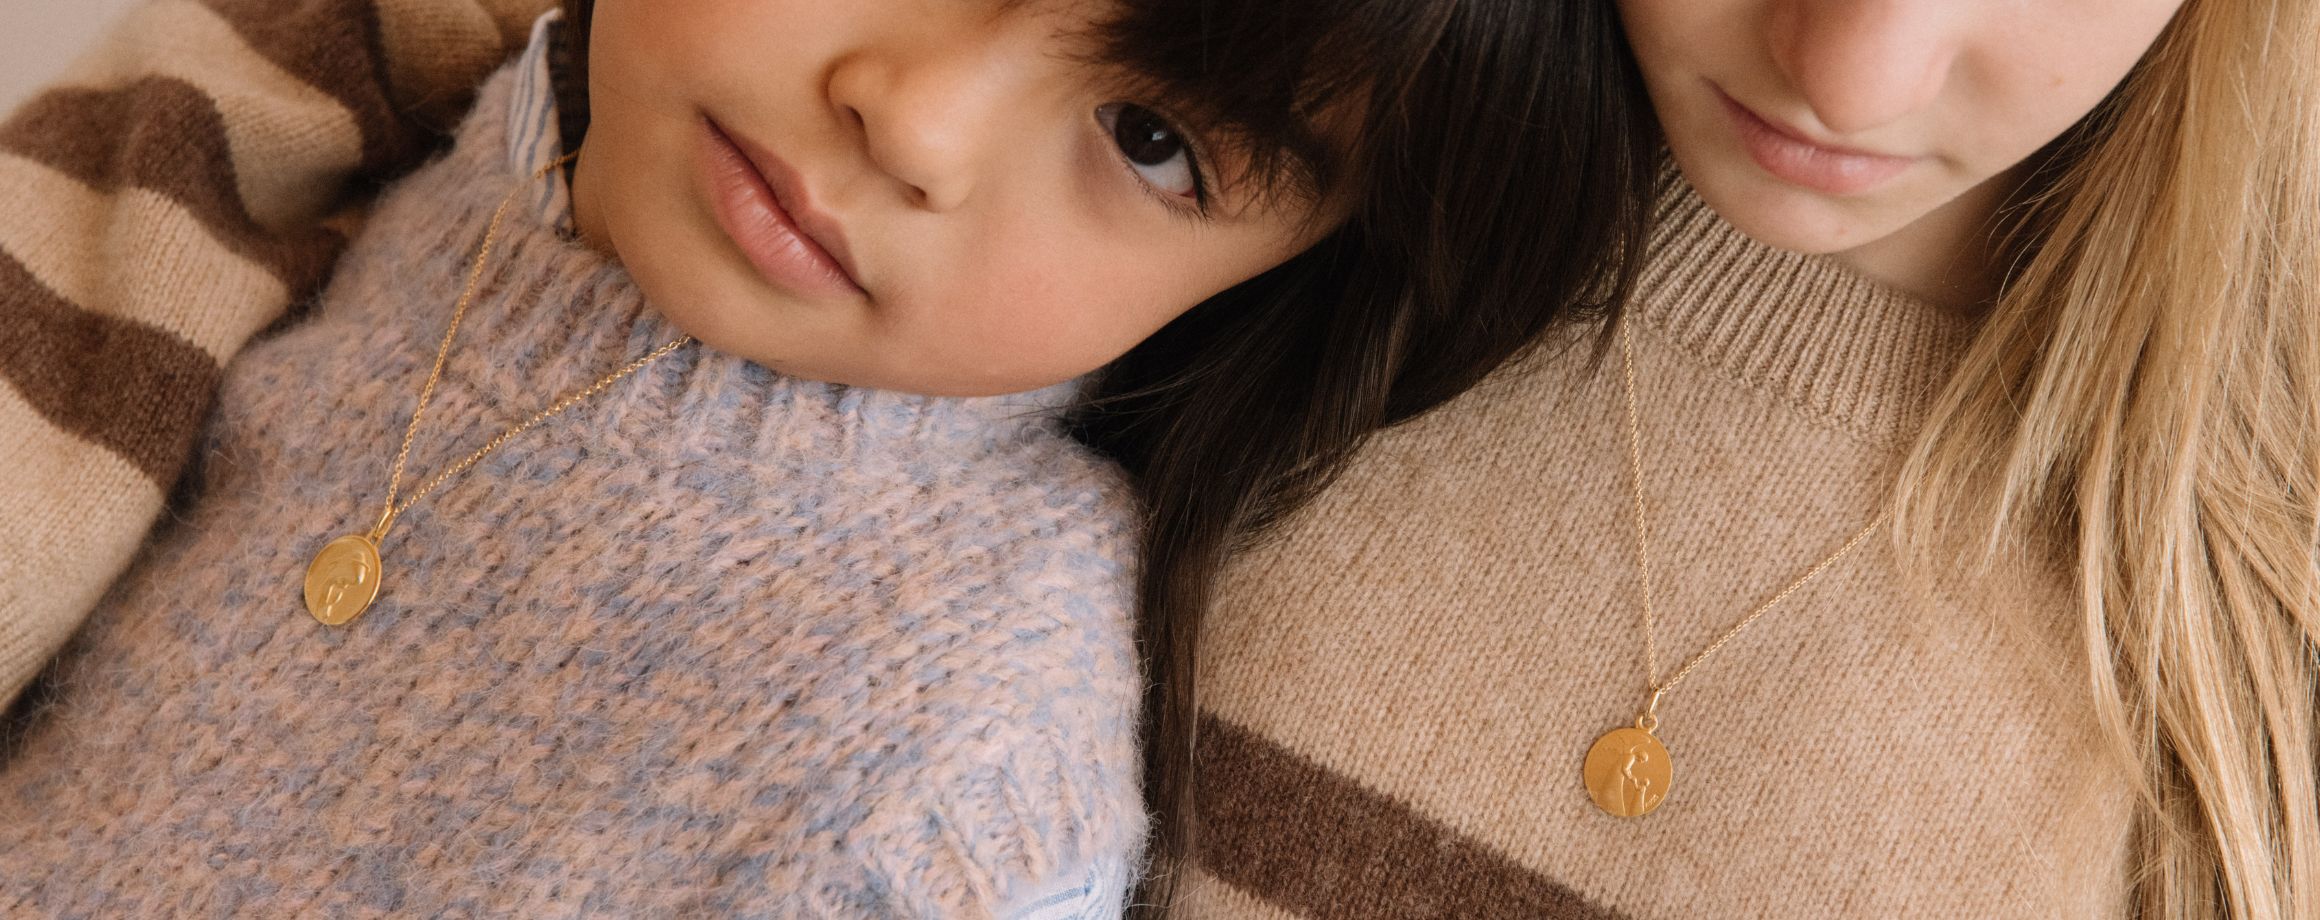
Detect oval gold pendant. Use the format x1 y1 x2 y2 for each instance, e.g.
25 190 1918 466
1584 726 1673 817
304 534 383 626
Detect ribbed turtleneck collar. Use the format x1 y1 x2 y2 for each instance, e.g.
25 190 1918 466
1629 179 1973 449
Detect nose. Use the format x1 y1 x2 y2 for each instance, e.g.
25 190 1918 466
825 23 1027 212
1764 0 1958 135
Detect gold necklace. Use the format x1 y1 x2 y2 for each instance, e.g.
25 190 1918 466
1581 321 1889 817
301 155 694 627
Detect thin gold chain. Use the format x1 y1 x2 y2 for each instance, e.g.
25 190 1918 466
367 153 693 542
1616 321 1888 712
1619 322 1665 685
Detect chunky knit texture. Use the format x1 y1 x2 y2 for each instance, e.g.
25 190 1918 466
0 62 1145 919
0 0 553 718
1175 188 2140 919
2 3 2147 917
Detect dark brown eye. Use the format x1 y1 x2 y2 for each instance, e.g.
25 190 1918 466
1097 103 1198 198
1112 104 1183 165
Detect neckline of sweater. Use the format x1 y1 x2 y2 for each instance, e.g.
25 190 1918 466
373 62 1085 458
1626 178 1975 450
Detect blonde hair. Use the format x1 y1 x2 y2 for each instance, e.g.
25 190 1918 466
1896 0 2320 917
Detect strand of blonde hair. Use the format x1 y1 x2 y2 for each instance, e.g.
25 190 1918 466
1895 1 2320 917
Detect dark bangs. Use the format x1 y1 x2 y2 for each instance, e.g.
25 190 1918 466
1083 0 1457 210
1069 2 1657 916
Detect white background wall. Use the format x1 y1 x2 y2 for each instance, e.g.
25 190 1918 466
1 0 144 116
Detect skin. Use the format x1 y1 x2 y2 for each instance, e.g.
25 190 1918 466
569 0 1342 396
1616 0 2188 310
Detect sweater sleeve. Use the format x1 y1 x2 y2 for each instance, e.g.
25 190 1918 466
1002 857 1133 920
0 0 552 708
762 469 1149 919
827 735 1144 920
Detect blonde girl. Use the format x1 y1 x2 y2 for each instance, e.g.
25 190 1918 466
1136 0 2318 918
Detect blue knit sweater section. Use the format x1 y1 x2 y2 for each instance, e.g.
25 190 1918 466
0 60 1146 919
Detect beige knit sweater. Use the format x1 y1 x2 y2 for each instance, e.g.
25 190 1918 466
1176 190 2139 919
2 3 2139 915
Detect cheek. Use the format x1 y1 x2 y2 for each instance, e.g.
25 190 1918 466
895 225 1291 393
1981 5 2180 148
1617 0 1749 77
1928 0 2181 188
942 244 1201 379
589 0 833 114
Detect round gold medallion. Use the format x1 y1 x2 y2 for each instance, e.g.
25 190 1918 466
304 534 383 626
1583 726 1673 817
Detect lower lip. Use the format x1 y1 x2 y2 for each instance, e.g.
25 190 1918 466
1719 91 1915 196
696 119 862 301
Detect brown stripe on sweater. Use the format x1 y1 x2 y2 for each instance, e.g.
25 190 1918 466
199 0 434 173
0 250 220 488
0 80 347 296
1196 712 1631 920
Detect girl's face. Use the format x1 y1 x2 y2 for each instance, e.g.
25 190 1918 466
571 0 1342 396
1617 0 2185 260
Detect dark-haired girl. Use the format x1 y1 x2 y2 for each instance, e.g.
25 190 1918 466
0 0 1651 915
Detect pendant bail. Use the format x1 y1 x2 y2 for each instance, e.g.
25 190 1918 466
367 503 396 543
1637 686 1667 734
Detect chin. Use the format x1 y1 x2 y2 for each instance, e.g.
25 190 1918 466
1673 151 1917 257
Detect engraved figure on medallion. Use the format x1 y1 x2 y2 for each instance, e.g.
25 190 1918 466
1615 743 1664 813
1584 727 1674 817
317 554 372 618
303 535 384 625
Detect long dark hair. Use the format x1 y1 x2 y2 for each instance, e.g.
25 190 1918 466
1067 1 1654 914
557 0 1655 913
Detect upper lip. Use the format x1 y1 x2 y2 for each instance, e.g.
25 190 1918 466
1716 88 1912 162
709 117 864 290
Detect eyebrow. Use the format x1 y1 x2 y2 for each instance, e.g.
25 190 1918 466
1174 96 1349 220
1058 20 1352 212
1228 118 1340 208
